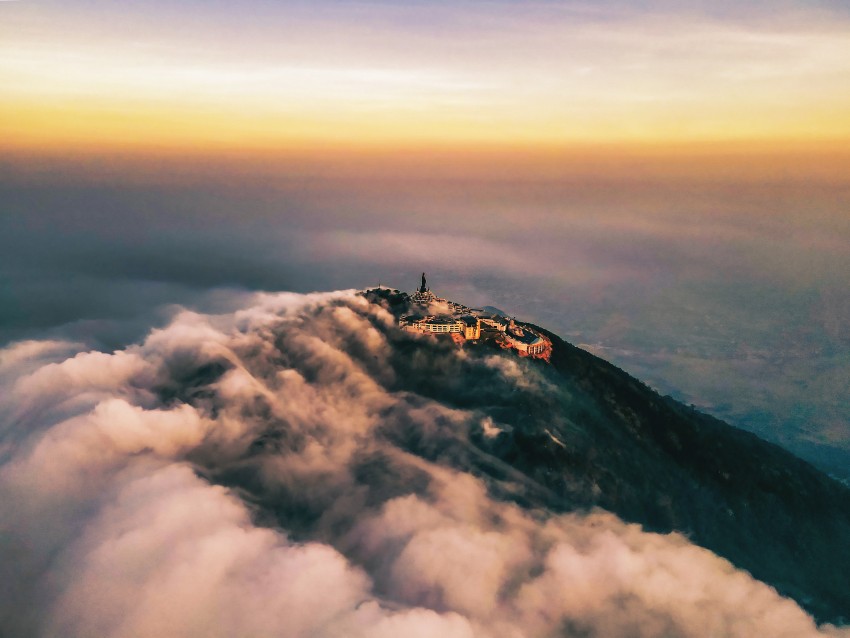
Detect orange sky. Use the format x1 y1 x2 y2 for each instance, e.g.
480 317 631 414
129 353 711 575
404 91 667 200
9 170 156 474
2 1 850 157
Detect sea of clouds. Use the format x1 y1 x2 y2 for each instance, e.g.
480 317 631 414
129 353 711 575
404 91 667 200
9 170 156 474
1 290 845 638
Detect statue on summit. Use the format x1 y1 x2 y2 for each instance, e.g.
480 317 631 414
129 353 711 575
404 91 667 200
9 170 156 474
411 271 438 304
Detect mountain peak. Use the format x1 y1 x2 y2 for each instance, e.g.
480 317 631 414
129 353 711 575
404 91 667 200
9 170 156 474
364 285 850 625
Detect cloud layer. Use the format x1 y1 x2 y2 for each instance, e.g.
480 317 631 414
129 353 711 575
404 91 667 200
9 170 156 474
0 291 845 637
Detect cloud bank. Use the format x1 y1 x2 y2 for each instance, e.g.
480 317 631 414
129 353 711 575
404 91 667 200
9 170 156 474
0 290 845 637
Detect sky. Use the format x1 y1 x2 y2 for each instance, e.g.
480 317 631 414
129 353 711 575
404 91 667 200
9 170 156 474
3 0 850 152
1 4 849 474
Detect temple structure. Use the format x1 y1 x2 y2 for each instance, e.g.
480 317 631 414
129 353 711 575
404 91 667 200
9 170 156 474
411 272 438 304
398 273 550 358
503 320 547 355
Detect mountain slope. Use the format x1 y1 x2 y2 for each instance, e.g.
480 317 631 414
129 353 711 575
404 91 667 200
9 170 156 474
363 288 850 623
530 325 850 623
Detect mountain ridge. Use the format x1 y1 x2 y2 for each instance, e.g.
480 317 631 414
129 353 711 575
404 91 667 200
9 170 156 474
363 287 850 624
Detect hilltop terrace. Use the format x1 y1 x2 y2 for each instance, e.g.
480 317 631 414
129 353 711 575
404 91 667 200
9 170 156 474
397 273 550 358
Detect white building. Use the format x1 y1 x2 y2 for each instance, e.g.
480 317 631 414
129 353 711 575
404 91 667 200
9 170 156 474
400 314 481 339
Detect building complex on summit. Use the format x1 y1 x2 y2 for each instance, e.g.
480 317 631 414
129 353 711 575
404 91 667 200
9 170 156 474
399 273 549 357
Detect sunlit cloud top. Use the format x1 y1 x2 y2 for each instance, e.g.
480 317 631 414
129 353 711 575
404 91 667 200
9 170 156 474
2 0 850 151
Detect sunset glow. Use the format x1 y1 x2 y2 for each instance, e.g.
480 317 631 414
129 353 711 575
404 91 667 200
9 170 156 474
3 1 850 154
4 2 850 636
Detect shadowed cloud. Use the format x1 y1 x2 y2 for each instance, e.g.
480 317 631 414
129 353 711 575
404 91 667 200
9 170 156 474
2 290 849 636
